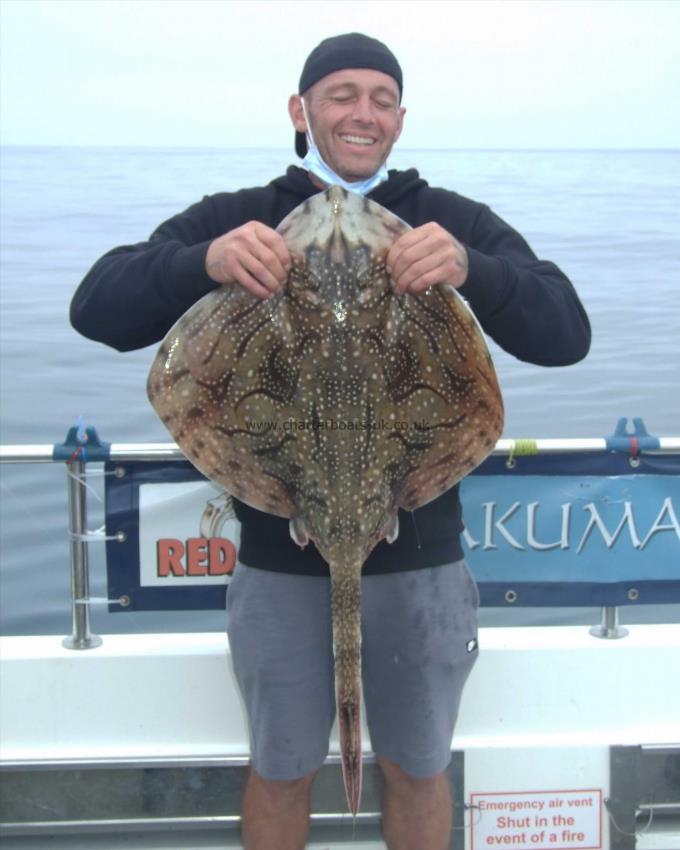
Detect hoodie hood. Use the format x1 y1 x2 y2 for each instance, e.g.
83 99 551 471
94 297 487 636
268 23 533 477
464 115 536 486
270 166 427 207
370 168 426 205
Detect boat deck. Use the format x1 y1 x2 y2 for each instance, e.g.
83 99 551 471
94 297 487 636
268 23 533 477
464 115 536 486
2 625 679 849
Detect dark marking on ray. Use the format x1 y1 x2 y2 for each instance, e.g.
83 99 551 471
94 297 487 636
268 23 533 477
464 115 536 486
417 290 469 360
443 364 475 397
184 406 206 423
234 386 292 410
382 220 407 239
235 316 274 359
387 431 434 453
158 365 191 385
476 364 502 394
397 380 451 405
223 298 272 328
184 298 228 335
187 300 265 369
362 329 387 356
400 300 441 353
251 435 296 457
306 493 328 511
293 330 321 357
261 469 299 501
434 451 463 468
385 459 418 483
256 343 299 404
195 370 235 404
412 413 469 434
212 424 269 440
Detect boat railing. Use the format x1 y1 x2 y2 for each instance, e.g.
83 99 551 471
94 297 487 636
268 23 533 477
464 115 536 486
1 418 679 651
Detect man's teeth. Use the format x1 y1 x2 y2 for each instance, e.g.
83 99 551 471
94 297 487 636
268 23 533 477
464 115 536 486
341 135 375 146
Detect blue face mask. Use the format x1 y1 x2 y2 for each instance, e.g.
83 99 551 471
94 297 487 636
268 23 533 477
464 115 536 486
299 98 388 196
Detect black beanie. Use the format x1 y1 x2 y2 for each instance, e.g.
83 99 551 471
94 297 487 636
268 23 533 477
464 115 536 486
295 33 403 158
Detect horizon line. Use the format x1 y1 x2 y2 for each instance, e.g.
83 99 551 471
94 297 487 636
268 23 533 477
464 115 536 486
1 143 679 153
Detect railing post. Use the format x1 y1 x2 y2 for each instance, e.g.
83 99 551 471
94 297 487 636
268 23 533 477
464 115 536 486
589 606 629 640
62 458 102 650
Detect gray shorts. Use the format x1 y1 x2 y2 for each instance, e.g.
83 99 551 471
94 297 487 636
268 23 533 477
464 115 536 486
226 559 479 780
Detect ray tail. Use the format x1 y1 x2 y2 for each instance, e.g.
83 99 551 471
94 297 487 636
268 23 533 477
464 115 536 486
331 567 363 815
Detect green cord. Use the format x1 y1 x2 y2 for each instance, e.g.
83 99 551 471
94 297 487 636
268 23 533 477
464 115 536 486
507 439 539 467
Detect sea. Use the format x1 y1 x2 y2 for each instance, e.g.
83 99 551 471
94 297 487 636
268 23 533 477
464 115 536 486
0 146 678 636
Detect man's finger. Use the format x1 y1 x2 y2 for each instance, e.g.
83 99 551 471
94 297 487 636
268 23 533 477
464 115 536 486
238 251 284 293
388 233 433 282
229 264 277 300
246 235 290 286
386 228 428 274
253 224 292 275
391 252 446 295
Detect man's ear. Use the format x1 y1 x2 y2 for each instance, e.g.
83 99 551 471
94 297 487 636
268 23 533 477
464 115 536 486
394 106 406 145
288 94 306 133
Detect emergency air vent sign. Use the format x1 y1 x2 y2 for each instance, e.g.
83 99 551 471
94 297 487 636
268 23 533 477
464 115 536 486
470 789 602 849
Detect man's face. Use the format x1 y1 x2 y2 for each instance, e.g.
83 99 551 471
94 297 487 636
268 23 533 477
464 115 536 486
289 68 405 182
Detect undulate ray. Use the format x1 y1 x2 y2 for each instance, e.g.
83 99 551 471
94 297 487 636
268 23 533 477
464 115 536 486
147 186 504 814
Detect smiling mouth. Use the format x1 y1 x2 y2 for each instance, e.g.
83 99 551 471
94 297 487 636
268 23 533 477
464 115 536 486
339 134 376 146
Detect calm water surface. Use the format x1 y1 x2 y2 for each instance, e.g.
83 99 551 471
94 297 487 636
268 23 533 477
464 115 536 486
1 147 678 634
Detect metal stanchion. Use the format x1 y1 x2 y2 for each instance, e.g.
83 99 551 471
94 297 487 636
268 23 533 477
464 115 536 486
62 458 102 650
589 606 629 640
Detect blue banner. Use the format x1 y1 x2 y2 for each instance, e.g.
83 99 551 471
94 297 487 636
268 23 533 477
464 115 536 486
105 451 680 611
461 452 679 606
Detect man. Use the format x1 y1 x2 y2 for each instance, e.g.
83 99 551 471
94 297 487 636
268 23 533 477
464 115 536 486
71 32 590 850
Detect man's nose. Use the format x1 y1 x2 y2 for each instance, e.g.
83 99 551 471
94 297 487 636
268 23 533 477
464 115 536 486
351 95 376 124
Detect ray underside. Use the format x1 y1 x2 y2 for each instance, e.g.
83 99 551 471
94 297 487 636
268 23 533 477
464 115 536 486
148 270 501 518
147 186 504 814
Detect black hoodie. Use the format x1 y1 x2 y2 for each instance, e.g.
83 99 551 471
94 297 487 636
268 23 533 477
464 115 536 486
71 166 590 576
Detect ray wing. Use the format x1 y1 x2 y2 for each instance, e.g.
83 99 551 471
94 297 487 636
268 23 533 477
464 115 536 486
147 285 304 517
386 284 503 511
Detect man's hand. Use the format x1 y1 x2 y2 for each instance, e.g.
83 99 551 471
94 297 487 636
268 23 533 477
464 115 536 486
386 223 468 296
205 222 291 299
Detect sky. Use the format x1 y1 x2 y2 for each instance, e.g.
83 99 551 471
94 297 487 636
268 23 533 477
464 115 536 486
1 0 679 149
